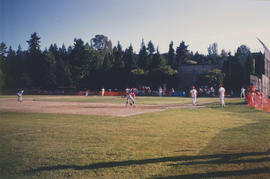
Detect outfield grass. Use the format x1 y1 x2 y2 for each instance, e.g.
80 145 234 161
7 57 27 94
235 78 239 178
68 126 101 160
1 97 270 178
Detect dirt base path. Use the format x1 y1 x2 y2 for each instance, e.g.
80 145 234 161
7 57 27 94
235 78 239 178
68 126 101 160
0 97 207 117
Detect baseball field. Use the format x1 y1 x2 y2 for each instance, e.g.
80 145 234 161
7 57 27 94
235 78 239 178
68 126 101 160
1 95 270 178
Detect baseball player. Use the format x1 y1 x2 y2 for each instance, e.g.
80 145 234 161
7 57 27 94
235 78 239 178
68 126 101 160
248 83 256 107
240 87 246 98
125 88 136 107
218 84 226 107
190 86 198 105
159 87 162 97
17 90 24 102
101 88 105 96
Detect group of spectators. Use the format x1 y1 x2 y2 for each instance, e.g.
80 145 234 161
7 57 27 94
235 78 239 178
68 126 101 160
78 84 267 99
100 86 220 97
198 86 216 97
172 86 216 97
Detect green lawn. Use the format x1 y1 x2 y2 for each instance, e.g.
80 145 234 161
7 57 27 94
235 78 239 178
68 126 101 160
1 97 270 178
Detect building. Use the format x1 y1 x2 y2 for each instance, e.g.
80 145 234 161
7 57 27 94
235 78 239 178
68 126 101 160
250 38 270 97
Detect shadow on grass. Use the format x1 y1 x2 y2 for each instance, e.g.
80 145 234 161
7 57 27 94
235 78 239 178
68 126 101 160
24 101 270 178
151 167 270 179
170 156 270 166
25 150 270 173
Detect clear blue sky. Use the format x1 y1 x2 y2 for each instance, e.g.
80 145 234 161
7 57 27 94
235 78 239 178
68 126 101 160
1 0 270 54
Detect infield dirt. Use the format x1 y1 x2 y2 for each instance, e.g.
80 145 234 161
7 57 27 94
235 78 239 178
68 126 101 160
0 96 206 117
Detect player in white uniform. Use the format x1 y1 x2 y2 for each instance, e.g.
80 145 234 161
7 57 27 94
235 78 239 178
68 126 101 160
218 84 226 107
240 87 245 98
159 87 162 97
190 86 198 105
101 88 105 96
125 88 136 107
17 90 24 102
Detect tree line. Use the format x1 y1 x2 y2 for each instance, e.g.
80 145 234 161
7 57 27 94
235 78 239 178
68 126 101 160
0 33 264 91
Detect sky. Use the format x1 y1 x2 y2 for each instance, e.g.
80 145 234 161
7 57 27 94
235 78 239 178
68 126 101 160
1 0 270 54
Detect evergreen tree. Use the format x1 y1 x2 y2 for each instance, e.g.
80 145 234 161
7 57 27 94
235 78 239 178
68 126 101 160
27 32 43 88
69 38 92 87
0 61 4 89
176 41 189 66
124 44 136 70
101 53 113 88
138 39 148 70
148 48 176 87
59 44 67 57
221 49 228 57
0 42 7 60
49 43 59 58
168 41 176 68
87 46 103 71
67 45 73 55
27 32 41 53
193 51 201 64
55 58 72 88
0 42 7 89
151 48 165 69
113 41 124 69
122 44 136 87
55 44 72 87
81 43 105 89
5 46 27 88
1 33 262 91
15 45 30 88
147 41 155 70
5 47 17 88
16 45 23 56
5 45 27 88
41 49 57 89
103 52 112 70
110 42 127 88
147 40 155 55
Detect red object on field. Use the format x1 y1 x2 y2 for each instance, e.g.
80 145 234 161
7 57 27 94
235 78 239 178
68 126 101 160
248 86 256 94
247 92 270 112
76 91 84 95
130 92 135 98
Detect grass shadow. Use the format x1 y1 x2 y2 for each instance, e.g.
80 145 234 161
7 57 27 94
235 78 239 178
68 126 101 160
25 150 270 173
153 99 270 178
151 167 270 179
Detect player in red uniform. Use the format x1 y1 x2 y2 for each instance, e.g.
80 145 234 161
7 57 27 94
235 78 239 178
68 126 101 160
248 83 256 107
